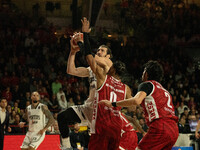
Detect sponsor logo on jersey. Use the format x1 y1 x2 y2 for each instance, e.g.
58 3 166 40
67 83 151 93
29 115 40 120
147 101 156 120
105 83 124 94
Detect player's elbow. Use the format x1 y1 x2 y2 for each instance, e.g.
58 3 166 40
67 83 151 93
67 68 75 75
66 68 71 74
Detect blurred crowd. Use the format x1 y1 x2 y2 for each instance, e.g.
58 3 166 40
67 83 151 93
0 0 200 145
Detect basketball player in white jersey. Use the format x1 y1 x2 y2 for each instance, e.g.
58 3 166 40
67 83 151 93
19 91 55 150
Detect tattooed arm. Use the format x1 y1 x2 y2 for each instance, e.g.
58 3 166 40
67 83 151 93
38 105 55 135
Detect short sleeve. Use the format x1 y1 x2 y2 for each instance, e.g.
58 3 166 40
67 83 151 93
138 82 153 96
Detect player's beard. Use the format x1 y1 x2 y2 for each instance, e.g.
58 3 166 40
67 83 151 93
33 100 38 103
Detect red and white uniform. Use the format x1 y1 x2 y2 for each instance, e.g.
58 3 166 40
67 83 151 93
138 80 179 150
141 80 178 126
119 113 138 150
89 75 126 150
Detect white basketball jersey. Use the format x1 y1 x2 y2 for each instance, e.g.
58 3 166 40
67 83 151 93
27 103 46 132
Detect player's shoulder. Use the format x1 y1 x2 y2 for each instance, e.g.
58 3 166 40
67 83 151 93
40 103 48 109
27 105 31 110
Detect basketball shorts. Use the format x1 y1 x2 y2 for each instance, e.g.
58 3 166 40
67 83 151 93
137 118 178 150
20 131 45 149
119 130 138 150
71 105 93 126
88 133 121 150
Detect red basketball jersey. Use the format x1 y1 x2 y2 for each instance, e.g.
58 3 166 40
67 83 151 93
91 75 126 137
141 80 178 126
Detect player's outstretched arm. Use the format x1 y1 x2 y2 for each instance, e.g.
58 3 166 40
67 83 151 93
67 33 89 77
99 91 146 107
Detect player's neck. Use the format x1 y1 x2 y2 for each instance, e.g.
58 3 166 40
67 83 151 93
32 102 39 108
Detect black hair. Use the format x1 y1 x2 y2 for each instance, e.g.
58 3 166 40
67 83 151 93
0 98 7 102
99 45 112 58
113 60 126 76
144 60 164 82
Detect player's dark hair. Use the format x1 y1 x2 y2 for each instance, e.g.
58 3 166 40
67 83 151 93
144 60 164 82
113 60 126 76
100 45 112 58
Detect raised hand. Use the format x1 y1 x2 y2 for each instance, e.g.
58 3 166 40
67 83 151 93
81 17 91 33
70 32 83 52
73 32 83 43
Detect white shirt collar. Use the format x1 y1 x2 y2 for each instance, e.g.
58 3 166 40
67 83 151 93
0 107 6 112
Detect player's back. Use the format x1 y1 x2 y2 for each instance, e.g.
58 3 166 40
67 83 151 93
141 80 178 126
91 75 126 137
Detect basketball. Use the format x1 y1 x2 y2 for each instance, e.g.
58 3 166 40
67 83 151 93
72 32 83 46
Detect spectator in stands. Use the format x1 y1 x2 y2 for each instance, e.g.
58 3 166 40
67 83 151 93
57 88 66 102
52 78 62 94
70 122 86 150
188 97 197 110
178 116 191 133
12 85 21 102
49 68 57 81
58 95 68 110
30 80 38 93
2 87 12 105
19 92 31 109
49 94 60 113
139 118 148 132
39 87 49 98
7 104 12 116
181 89 190 102
180 107 189 122
76 94 84 105
47 121 60 134
11 114 24 133
68 97 75 108
40 96 53 109
178 101 189 116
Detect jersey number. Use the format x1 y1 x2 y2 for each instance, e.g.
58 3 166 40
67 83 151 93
164 92 172 108
110 91 117 102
